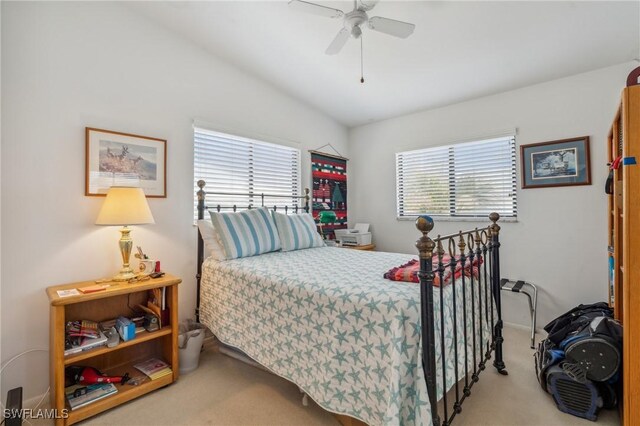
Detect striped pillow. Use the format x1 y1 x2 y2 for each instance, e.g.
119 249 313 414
272 211 325 252
209 207 281 259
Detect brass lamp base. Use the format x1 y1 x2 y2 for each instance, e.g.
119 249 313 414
113 226 136 283
112 267 136 282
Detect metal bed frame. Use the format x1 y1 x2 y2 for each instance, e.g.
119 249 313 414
195 179 507 426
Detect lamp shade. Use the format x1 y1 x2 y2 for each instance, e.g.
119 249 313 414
95 187 155 226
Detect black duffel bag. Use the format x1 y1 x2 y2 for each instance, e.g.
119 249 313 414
534 302 622 421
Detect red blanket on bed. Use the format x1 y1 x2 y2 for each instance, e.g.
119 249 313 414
383 255 483 287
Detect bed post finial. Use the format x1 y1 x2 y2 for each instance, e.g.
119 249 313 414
197 180 206 201
415 215 435 259
489 212 501 236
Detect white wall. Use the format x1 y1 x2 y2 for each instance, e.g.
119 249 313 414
0 2 348 399
349 62 636 330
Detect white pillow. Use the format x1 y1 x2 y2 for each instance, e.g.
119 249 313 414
272 211 325 252
197 219 226 261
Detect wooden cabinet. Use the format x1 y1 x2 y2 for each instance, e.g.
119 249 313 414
607 84 640 426
46 274 181 425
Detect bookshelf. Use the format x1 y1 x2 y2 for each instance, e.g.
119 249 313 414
46 274 181 426
607 83 640 426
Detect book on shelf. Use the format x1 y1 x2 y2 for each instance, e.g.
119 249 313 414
64 330 108 356
66 320 99 339
147 288 169 327
77 284 109 294
65 383 117 410
133 358 172 380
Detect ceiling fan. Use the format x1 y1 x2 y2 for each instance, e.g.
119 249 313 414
289 0 416 55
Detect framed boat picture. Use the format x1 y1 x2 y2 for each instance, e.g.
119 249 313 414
520 136 591 189
85 128 167 197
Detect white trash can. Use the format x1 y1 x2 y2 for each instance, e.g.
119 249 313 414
178 320 206 375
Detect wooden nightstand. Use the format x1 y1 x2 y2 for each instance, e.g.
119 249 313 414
340 244 376 251
46 274 181 425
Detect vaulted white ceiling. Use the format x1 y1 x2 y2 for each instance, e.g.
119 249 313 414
126 1 640 127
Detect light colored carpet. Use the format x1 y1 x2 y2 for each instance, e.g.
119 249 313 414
74 326 619 425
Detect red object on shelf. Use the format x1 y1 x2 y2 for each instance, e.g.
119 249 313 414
65 366 130 386
79 367 129 385
610 156 623 170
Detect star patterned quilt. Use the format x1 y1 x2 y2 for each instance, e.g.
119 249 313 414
200 246 493 425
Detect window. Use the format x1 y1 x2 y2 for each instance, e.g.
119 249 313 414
396 136 517 219
194 128 301 220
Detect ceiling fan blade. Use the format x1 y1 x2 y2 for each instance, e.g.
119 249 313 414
368 16 415 38
359 0 378 11
325 28 350 55
288 0 344 19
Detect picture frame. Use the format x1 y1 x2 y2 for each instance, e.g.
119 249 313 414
85 128 167 197
520 136 591 189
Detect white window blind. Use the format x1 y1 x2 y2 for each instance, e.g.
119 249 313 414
194 128 301 220
396 136 517 219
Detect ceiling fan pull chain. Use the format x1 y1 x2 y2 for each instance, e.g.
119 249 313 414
360 36 365 84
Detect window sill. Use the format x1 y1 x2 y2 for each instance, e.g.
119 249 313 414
396 216 518 223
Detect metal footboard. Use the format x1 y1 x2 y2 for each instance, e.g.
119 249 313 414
416 213 507 426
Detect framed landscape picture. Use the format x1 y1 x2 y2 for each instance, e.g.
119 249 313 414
520 136 591 189
85 128 166 197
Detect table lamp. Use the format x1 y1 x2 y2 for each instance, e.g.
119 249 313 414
318 210 337 240
95 187 155 281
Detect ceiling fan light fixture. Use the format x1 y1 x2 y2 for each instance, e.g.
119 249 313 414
289 0 416 70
